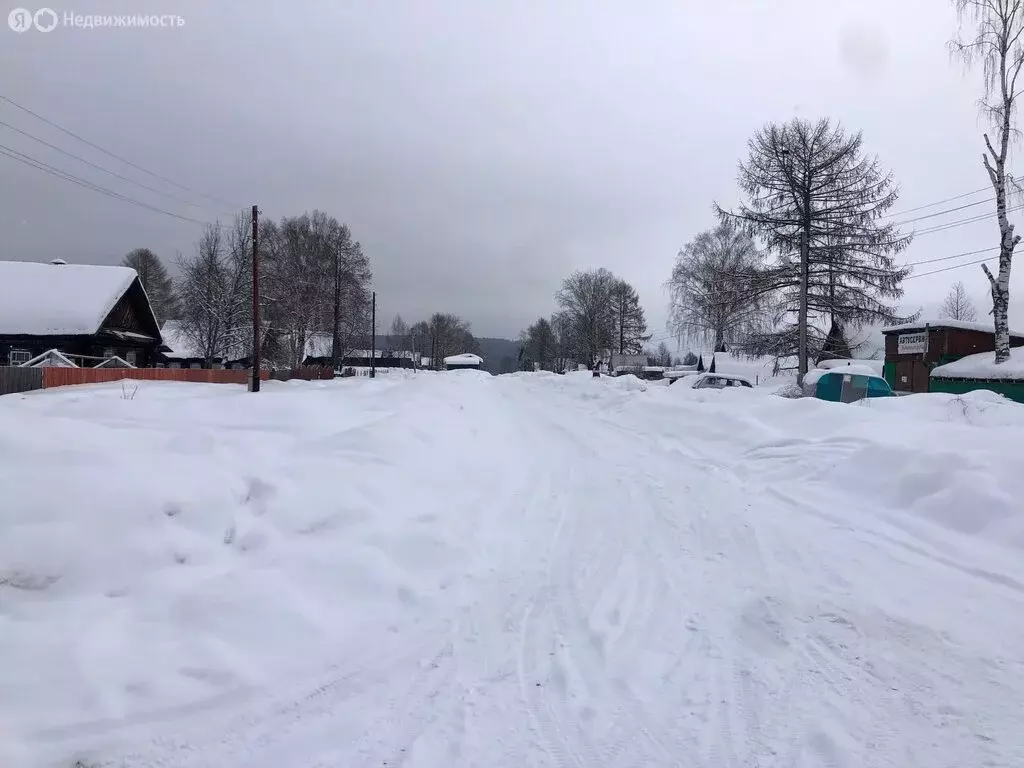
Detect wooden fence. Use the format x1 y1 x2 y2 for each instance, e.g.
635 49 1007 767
41 367 270 389
1 366 337 396
0 366 44 396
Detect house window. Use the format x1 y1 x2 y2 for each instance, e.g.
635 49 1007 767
125 350 138 366
103 348 115 360
8 349 31 366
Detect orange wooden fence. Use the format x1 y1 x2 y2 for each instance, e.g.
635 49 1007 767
42 367 272 389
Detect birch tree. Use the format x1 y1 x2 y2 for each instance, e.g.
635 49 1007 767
667 220 765 351
952 0 1024 362
940 280 980 321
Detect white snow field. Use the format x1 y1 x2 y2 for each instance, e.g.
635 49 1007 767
2 372 1023 767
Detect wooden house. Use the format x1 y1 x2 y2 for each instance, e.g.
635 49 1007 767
0 260 163 368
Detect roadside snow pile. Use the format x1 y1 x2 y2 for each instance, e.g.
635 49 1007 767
932 347 1024 380
0 376 526 766
640 385 1024 552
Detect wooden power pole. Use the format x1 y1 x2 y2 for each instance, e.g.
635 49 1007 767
370 291 376 379
250 204 261 393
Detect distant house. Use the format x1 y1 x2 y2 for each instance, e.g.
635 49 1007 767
0 260 163 368
444 353 484 371
158 321 221 369
303 336 418 370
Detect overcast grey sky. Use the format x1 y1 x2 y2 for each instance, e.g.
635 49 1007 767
2 0 1021 340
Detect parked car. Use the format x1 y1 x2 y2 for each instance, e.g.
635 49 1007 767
688 373 754 389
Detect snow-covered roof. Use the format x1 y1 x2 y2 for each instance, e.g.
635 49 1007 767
881 319 1024 338
19 349 78 368
0 260 140 336
444 353 483 365
931 348 1024 380
160 321 206 360
804 364 882 388
303 332 333 359
94 355 136 369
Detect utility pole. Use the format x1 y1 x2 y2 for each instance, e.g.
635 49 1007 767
250 204 261 393
431 333 436 371
370 291 376 379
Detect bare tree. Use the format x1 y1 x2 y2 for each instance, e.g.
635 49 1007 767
123 248 179 322
389 314 409 353
550 311 571 373
175 219 251 366
667 220 765 351
952 0 1024 362
409 320 431 364
326 219 371 369
556 268 617 370
940 280 980 321
655 341 673 367
259 211 371 369
425 313 478 368
520 317 557 370
608 279 651 354
720 118 915 382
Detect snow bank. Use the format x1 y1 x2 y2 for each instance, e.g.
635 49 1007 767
931 348 1024 380
628 385 1024 552
0 375 517 765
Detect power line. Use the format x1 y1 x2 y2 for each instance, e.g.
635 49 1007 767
0 119 238 217
0 92 244 210
890 196 995 226
912 202 1024 236
882 184 992 218
0 142 215 226
906 255 994 280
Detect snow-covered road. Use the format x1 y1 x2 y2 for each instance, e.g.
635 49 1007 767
2 372 1023 767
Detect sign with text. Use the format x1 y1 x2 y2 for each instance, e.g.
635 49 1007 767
897 332 927 355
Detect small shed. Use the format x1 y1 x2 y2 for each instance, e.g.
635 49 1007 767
881 320 1024 394
930 348 1024 403
444 353 484 371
